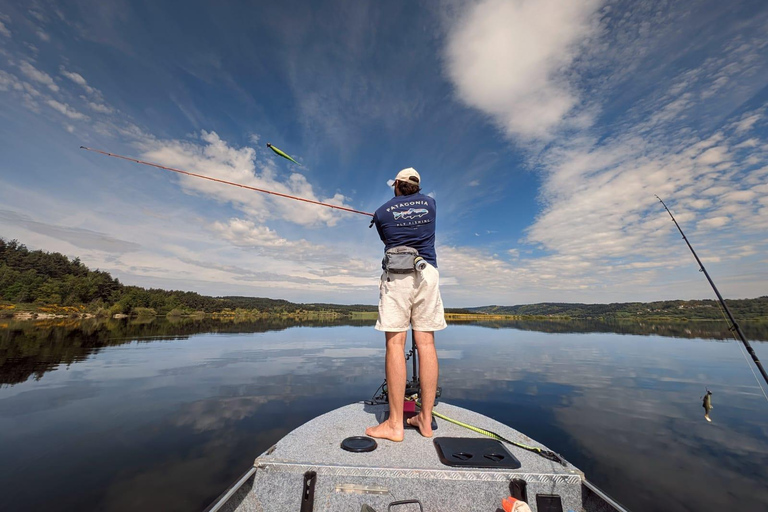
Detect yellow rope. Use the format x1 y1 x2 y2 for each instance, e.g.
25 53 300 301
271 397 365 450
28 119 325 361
411 398 564 464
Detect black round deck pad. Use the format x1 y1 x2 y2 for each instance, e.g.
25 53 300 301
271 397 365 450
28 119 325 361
433 437 521 469
341 436 378 452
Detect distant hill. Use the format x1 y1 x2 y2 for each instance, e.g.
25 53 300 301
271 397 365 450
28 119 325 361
469 298 768 320
1 237 764 319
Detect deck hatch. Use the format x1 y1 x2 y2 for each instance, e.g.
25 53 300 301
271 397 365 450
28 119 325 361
433 437 522 469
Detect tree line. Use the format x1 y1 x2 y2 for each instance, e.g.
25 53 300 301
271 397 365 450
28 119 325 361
471 297 768 320
0 238 377 316
2 237 764 319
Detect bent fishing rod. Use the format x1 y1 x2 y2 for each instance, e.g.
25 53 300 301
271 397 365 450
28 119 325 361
79 146 374 217
656 195 768 389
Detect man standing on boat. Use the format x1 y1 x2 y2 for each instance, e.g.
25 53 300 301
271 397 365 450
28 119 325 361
366 168 447 442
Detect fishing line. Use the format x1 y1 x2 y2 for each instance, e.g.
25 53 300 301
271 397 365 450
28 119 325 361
412 399 565 465
655 195 768 392
80 146 374 217
715 300 768 404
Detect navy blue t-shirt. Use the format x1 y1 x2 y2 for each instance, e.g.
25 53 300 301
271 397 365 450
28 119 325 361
373 192 437 268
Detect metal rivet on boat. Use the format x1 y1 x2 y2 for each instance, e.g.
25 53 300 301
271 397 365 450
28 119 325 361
341 436 378 452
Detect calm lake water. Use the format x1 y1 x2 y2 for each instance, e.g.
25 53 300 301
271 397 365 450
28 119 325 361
1 318 767 512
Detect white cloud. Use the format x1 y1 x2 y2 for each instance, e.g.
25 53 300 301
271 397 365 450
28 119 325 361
697 216 730 230
0 70 22 91
722 190 756 203
88 101 113 114
0 209 141 253
733 114 760 134
46 99 88 120
212 218 312 250
0 69 43 112
445 0 603 141
18 61 58 92
59 67 114 114
60 67 95 94
140 131 356 227
525 125 767 263
2 2 766 306
733 138 759 149
438 2 768 304
0 19 11 38
696 146 730 165
0 181 380 302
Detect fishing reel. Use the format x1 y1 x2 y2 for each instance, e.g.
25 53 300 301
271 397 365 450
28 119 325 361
369 379 442 406
367 330 441 406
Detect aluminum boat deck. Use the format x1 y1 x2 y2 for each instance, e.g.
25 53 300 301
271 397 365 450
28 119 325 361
207 401 627 512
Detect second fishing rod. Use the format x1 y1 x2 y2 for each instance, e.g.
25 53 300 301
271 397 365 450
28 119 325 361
656 195 768 389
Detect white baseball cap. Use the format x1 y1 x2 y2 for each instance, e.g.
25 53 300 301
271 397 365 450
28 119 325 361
393 167 420 187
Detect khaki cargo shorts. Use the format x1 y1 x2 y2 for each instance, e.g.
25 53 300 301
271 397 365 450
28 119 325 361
375 263 447 332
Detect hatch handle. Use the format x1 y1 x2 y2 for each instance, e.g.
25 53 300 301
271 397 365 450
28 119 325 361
388 499 424 511
300 471 317 512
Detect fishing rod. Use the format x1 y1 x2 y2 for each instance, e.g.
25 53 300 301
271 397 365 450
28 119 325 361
79 146 374 217
655 195 768 388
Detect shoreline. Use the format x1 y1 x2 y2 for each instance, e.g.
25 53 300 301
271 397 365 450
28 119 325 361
2 301 765 323
3 310 766 323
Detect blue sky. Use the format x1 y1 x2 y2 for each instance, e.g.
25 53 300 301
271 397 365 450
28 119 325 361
0 0 766 307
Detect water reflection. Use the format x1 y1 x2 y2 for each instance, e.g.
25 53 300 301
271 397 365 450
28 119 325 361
2 317 765 386
0 317 372 385
436 327 768 512
454 317 768 341
0 321 766 512
0 327 385 511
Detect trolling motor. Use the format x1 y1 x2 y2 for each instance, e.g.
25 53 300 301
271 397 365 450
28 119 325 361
369 329 442 405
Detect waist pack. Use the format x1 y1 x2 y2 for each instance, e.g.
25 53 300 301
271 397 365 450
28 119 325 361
383 246 419 274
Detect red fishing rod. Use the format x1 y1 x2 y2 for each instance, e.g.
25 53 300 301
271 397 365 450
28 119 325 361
80 146 374 217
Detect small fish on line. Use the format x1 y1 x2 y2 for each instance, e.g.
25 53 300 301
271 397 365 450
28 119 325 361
266 143 299 165
702 389 713 422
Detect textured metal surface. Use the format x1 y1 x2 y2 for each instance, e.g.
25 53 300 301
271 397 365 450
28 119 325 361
256 459 582 484
206 402 630 512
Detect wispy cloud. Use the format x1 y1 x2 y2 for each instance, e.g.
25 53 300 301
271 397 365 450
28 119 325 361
140 131 354 228
18 60 58 92
60 67 95 94
213 218 315 251
0 14 11 38
0 209 141 253
440 1 768 303
1 2 766 306
46 99 88 120
86 100 113 114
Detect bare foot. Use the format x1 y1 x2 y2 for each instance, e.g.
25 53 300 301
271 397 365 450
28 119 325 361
406 413 433 438
365 420 404 442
